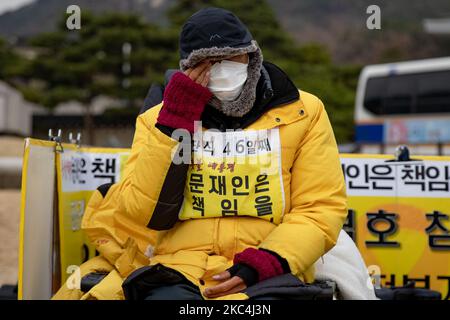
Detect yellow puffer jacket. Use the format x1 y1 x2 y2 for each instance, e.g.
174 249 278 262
65 86 348 300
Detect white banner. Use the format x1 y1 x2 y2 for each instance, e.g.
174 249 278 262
60 151 123 192
341 158 450 198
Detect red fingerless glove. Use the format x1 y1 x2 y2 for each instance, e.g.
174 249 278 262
233 248 284 282
157 71 213 133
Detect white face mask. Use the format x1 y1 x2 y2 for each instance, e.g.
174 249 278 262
207 60 248 101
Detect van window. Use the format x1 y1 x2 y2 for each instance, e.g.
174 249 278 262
416 71 450 113
363 70 450 115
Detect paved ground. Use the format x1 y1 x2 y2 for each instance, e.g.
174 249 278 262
0 189 20 286
0 137 23 286
0 137 24 157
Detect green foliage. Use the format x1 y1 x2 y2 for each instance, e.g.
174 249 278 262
0 38 29 79
15 11 178 110
3 0 359 143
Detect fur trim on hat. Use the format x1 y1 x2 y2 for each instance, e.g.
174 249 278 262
179 40 259 71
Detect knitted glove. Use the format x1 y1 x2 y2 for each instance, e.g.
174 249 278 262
233 248 285 283
227 263 259 287
157 71 213 133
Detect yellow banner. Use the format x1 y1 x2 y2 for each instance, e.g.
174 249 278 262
55 144 129 284
18 138 57 299
341 154 450 299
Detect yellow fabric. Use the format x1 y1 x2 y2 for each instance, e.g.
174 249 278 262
52 256 114 300
54 90 347 300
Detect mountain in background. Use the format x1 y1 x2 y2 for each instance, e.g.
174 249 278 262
0 0 173 38
267 0 450 63
1 0 450 64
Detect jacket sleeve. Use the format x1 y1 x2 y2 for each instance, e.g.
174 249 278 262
81 113 153 267
117 106 190 230
258 97 348 278
81 107 186 272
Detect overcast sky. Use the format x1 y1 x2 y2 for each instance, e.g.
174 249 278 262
0 0 35 15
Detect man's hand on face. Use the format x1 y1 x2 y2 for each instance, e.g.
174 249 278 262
203 271 247 299
184 60 211 87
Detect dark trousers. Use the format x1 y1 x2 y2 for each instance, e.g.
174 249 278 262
144 283 280 300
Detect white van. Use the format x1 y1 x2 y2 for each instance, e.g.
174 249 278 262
354 57 450 155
